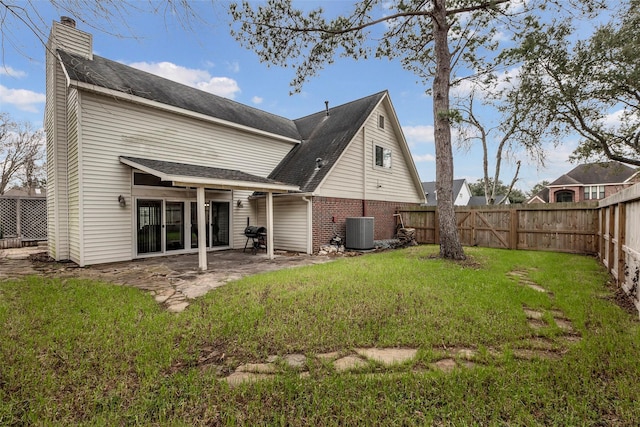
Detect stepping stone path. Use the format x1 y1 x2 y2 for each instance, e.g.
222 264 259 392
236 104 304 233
203 269 582 386
510 268 581 344
4 248 584 386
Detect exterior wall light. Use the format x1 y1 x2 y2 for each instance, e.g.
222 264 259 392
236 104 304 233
236 200 244 208
118 195 126 207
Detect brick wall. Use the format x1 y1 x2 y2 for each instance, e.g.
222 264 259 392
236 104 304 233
311 196 419 252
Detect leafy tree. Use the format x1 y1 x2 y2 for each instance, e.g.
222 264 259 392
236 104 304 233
0 113 45 195
527 180 550 199
511 0 640 167
229 0 592 260
469 178 526 204
454 83 547 205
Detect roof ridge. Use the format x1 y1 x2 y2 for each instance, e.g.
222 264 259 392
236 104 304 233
83 51 300 124
58 50 301 140
293 90 388 122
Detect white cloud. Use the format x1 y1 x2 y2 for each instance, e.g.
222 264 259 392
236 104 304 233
127 61 241 99
251 96 263 105
0 85 45 112
604 109 626 126
451 66 522 99
403 125 434 146
491 30 510 43
226 61 240 73
413 153 436 162
196 77 241 99
0 66 26 78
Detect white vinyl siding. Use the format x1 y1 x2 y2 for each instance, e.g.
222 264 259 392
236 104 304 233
78 93 296 265
318 101 423 203
51 22 92 59
319 130 365 198
256 196 310 253
232 190 254 249
45 42 71 260
67 88 81 264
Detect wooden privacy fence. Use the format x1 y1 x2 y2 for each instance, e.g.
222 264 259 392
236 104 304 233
597 184 640 314
397 201 600 254
397 182 640 314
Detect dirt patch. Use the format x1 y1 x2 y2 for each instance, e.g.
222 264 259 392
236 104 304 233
603 282 639 317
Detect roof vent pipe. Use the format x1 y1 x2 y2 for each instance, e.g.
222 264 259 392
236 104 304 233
316 157 327 169
61 16 76 28
325 101 329 116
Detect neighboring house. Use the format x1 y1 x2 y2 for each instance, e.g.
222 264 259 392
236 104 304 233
422 178 471 206
527 162 640 204
45 18 426 268
526 187 550 204
467 195 510 206
3 188 47 197
421 179 510 206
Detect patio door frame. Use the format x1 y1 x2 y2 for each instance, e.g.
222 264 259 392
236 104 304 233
134 193 232 258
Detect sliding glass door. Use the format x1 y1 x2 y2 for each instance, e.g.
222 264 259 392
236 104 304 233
165 202 184 251
137 200 162 254
190 201 230 248
138 199 230 255
211 202 230 247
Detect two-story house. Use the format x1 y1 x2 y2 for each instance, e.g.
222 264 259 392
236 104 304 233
528 162 639 203
45 17 426 269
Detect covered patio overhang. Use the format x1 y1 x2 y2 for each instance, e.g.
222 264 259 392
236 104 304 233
119 156 299 271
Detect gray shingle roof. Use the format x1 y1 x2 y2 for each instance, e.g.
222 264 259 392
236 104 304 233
59 49 393 193
467 195 508 206
58 50 301 140
527 187 550 203
269 91 388 192
120 156 294 188
549 162 638 185
421 178 466 206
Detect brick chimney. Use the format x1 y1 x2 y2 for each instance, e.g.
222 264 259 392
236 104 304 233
60 16 76 28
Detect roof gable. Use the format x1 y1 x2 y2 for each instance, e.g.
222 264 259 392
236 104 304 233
269 91 387 191
550 162 638 185
421 178 467 206
58 50 301 141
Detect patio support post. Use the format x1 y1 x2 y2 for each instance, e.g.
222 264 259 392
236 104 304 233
197 186 207 271
266 191 274 259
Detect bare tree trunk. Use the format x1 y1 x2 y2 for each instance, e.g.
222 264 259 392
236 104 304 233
433 0 464 260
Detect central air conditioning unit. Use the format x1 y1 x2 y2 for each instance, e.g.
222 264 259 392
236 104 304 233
345 217 374 250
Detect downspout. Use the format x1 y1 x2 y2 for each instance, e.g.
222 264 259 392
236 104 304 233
362 126 368 217
303 196 313 254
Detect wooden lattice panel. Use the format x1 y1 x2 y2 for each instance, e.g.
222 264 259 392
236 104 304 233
20 198 47 239
0 198 18 236
0 197 46 239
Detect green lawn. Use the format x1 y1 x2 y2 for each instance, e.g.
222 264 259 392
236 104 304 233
1 246 639 425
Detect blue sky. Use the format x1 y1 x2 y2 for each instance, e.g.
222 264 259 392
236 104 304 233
0 1 607 194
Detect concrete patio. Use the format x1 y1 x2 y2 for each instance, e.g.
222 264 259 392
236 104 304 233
0 245 335 312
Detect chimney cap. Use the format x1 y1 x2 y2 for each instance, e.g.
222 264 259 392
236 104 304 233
61 16 76 28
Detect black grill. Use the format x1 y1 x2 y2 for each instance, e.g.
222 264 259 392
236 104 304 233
243 226 267 254
244 226 266 238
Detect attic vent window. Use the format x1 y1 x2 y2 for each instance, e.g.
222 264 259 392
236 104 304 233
375 145 391 169
378 115 385 129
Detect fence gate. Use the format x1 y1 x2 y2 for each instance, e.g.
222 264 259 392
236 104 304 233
397 202 599 255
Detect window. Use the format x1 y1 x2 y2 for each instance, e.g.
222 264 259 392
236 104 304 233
375 145 391 169
583 185 605 200
378 114 385 129
555 190 574 203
